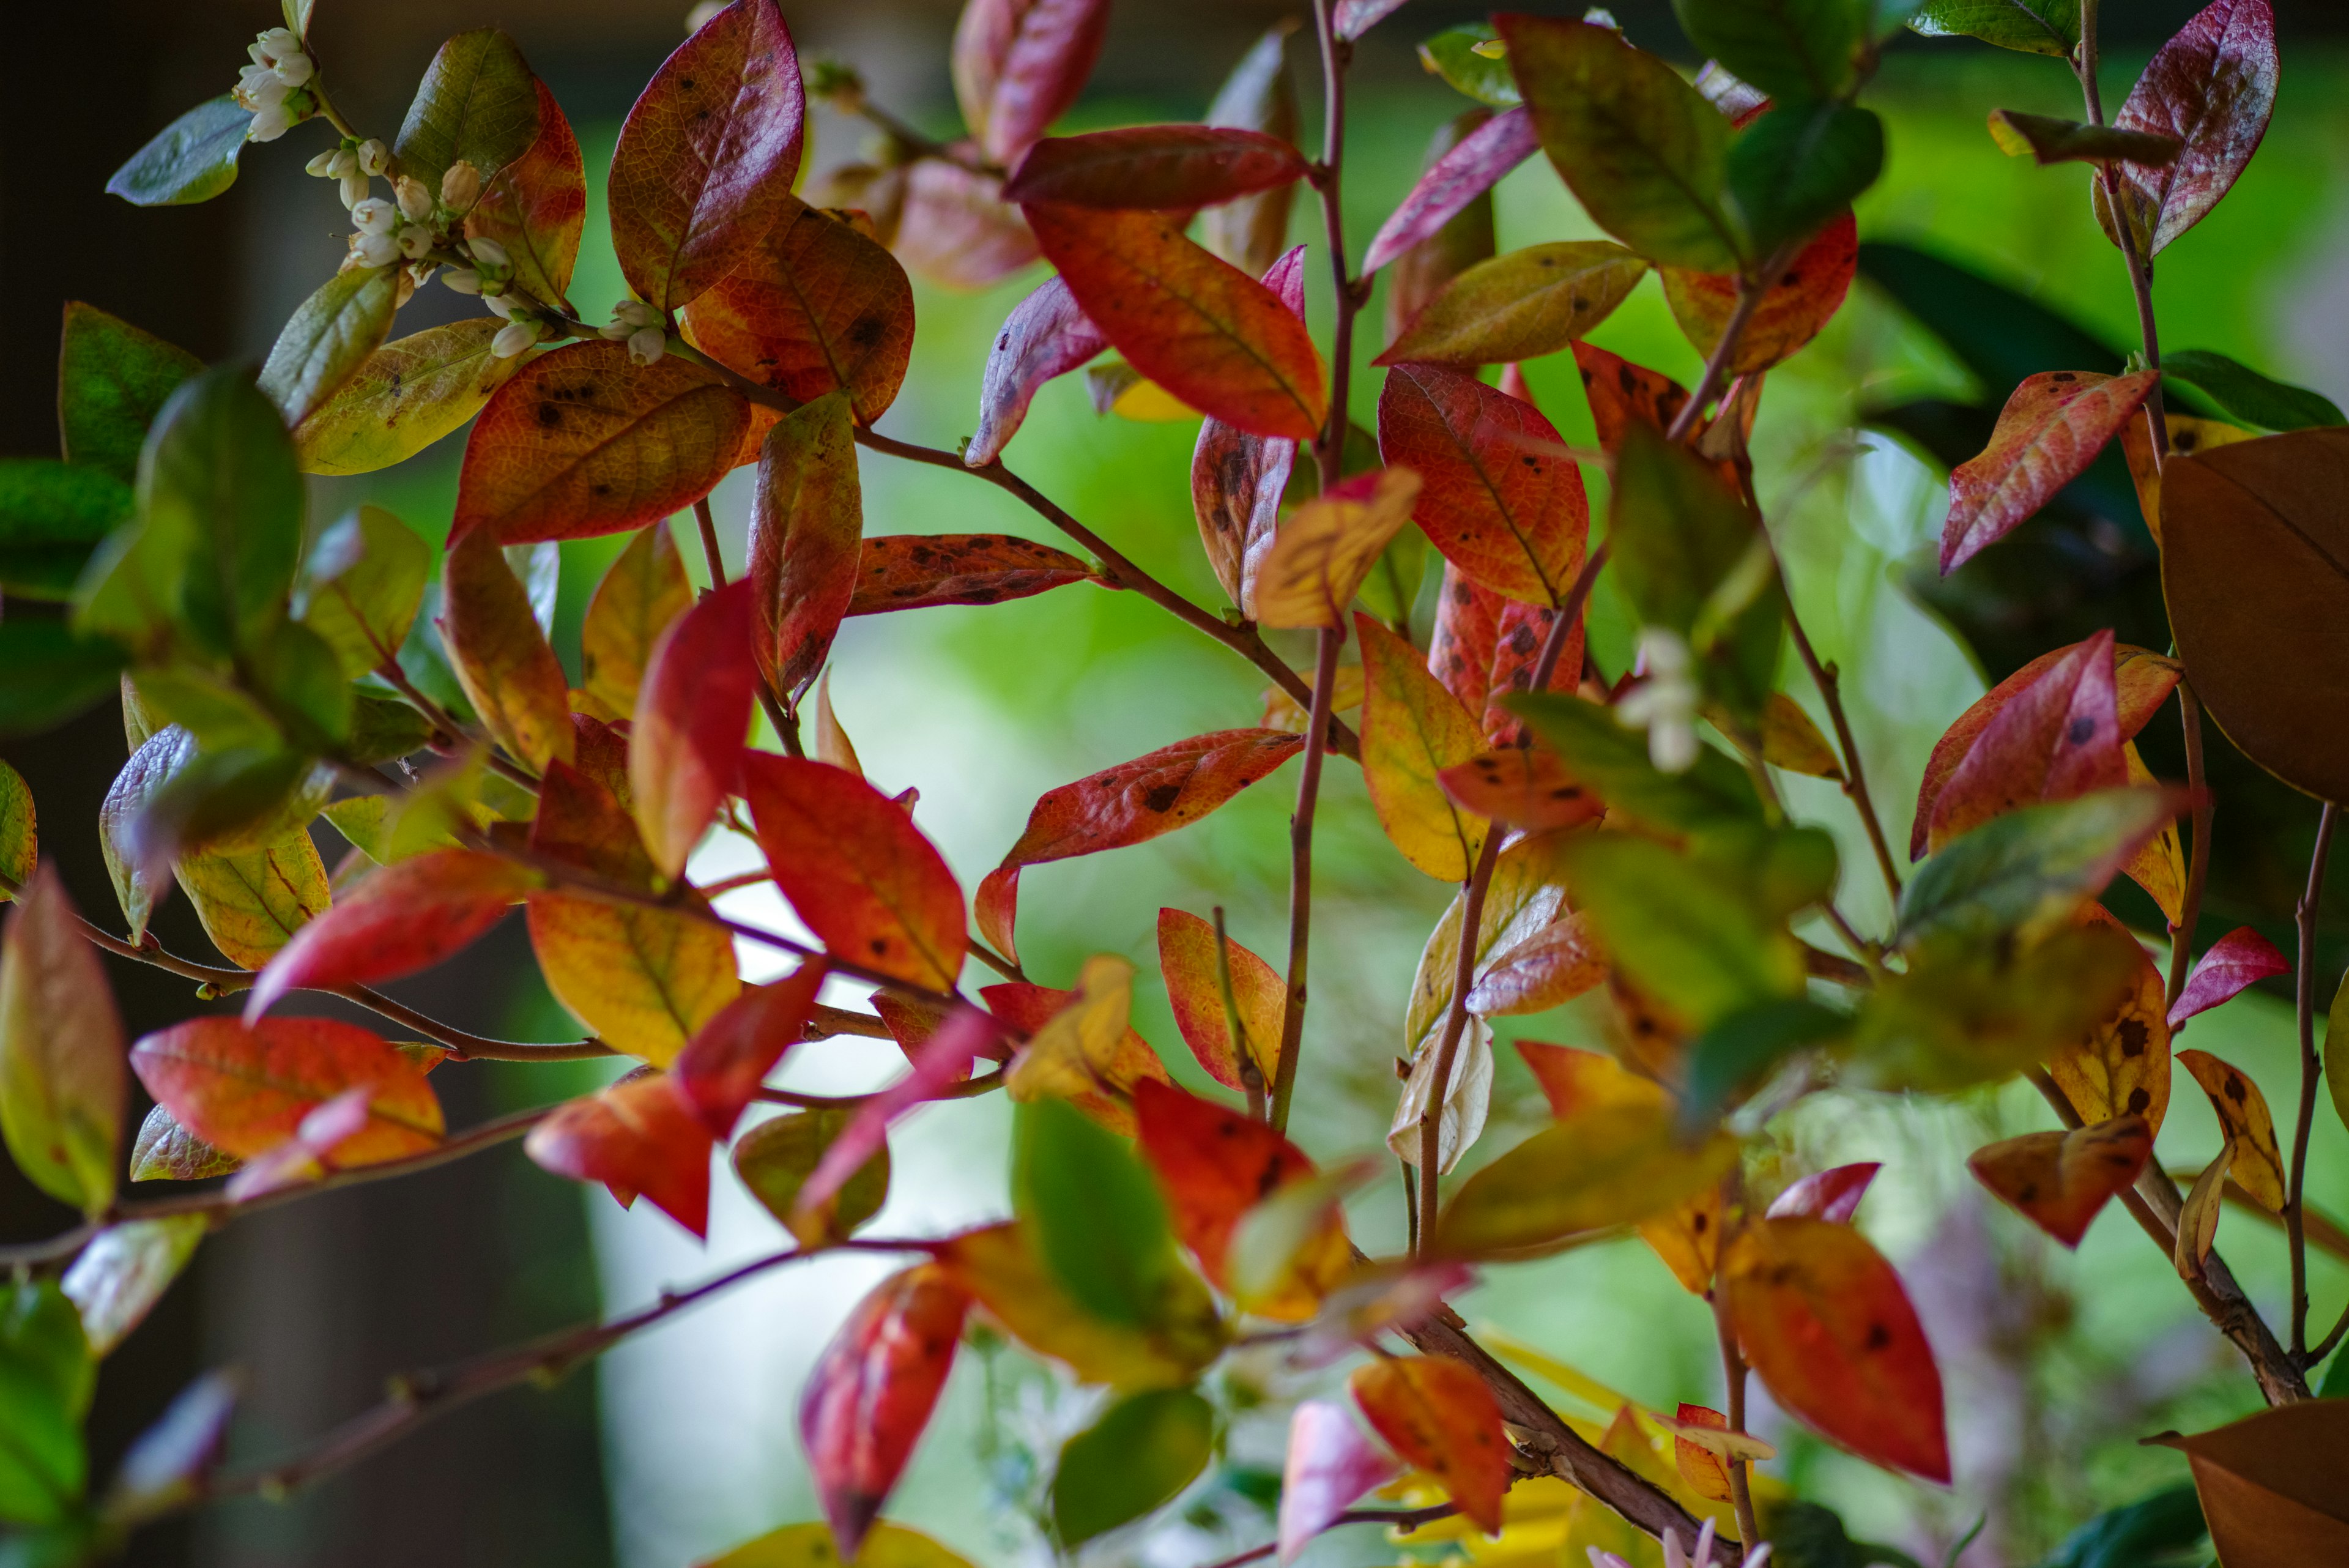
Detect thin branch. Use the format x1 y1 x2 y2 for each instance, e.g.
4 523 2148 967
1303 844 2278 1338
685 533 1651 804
2290 802 2337 1356
1190 1504 1460 1568
1787 628 1902 903
1271 627 1342 1134
1665 253 1790 445
754 1067 1006 1110
1418 831 1502 1246
2074 0 2170 461
2165 680 2214 1009
371 657 538 790
691 497 729 589
808 1003 893 1041
1709 1176 1763 1550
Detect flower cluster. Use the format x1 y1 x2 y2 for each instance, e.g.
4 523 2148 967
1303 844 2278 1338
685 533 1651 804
234 27 315 143
599 300 668 366
483 281 549 359
1617 626 1701 773
317 145 494 289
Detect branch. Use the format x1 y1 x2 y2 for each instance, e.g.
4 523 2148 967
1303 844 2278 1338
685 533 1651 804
2165 681 2214 1009
2289 802 2337 1356
1417 833 1501 1242
754 1066 1006 1110
1191 1504 1460 1568
1709 1180 1764 1550
2073 0 2170 459
1786 628 1902 904
370 656 538 790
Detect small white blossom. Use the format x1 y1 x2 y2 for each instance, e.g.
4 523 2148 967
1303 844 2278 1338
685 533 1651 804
464 236 510 270
357 139 389 177
258 27 302 62
602 298 657 339
340 171 370 209
248 102 294 141
491 319 544 359
305 148 338 177
272 50 314 88
1614 626 1701 774
350 198 397 237
396 223 434 260
393 175 434 222
351 230 399 269
627 325 667 365
481 291 519 321
440 160 483 212
239 70 292 110
442 268 484 295
306 146 357 180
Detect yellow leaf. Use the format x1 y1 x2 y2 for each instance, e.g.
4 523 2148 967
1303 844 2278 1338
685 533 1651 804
1252 467 1423 630
441 530 575 775
696 1521 979 1568
525 893 740 1065
176 830 331 969
2118 741 2185 924
2178 1048 2287 1212
2120 412 2255 544
1758 693 1842 779
294 320 524 476
937 1222 1224 1390
1357 614 1488 880
581 522 691 721
1005 955 1138 1105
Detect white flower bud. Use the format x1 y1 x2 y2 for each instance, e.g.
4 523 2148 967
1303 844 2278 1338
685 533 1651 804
259 28 302 60
350 198 396 237
628 326 667 366
440 160 483 212
397 223 434 259
442 268 483 295
352 231 400 269
340 171 370 209
248 103 293 142
272 51 314 88
598 320 632 340
239 63 277 95
491 320 543 359
305 148 341 177
242 73 292 111
464 236 510 270
1614 627 1701 775
357 139 389 177
393 175 434 222
481 291 522 321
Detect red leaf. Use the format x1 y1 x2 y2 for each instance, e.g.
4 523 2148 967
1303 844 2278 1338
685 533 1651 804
1333 0 1416 40
1661 210 1857 376
1004 126 1308 210
629 579 757 879
1671 1403 1735 1503
1482 598 1581 745
1378 362 1589 607
1926 629 2127 852
532 759 657 887
1573 341 1693 450
1942 371 2161 572
892 157 1041 289
131 1016 442 1164
799 1008 999 1221
465 79 587 310
968 275 1106 466
1724 1217 1950 1482
748 392 862 697
1192 247 1307 611
984 979 1170 1135
1969 1115 2152 1247
244 850 537 1021
742 756 966 990
1438 748 1601 834
801 1264 971 1560
1765 1162 1881 1224
225 1085 376 1202
1024 203 1327 440
1427 563 1503 718
672 961 828 1137
1133 1079 1316 1290
2169 926 2291 1027
1363 108 1538 277
847 534 1096 615
608 0 806 310
440 528 575 772
1156 908 1284 1093
2099 0 2277 256
1277 1400 1398 1563
524 1072 713 1236
952 0 1111 165
1348 1356 1512 1533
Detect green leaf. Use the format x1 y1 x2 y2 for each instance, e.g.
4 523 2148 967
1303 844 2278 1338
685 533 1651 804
0 461 133 601
2324 968 2349 1149
1501 16 1743 273
1559 832 1808 1029
59 305 204 488
0 1282 92 1526
732 1109 891 1247
1680 997 1852 1126
393 29 543 193
1013 1098 1179 1329
345 694 435 766
258 268 404 428
105 97 249 208
2162 349 2345 433
1050 1388 1215 1547
1376 242 1650 366
122 746 320 873
293 321 524 477
1907 0 2080 57
2033 1484 2203 1568
1417 24 1520 108
1726 100 1883 261
1671 0 1868 102
1984 110 2181 168
1431 1101 1739 1256
296 506 431 679
1852 921 2143 1091
0 762 31 901
1857 242 2126 401
1896 787 2180 953
0 620 128 740
0 868 125 1217
1509 693 1764 836
1355 527 1429 628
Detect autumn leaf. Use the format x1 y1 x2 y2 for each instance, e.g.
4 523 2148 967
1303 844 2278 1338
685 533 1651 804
631 579 757 879
392 28 541 197
1363 106 1539 277
2144 1399 2349 1566
952 0 1110 164
1941 371 2161 572
466 78 587 311
1969 1115 2152 1247
1436 748 1601 834
532 760 657 888
1357 614 1488 880
734 1105 891 1244
1432 1099 1737 1257
580 523 692 721
749 393 863 697
2169 926 2290 1027
1191 247 1307 613
439 529 576 773
2178 1047 2286 1211
1403 830 1576 1058
891 158 1043 289
523 1071 713 1235
176 830 332 972
968 277 1106 466
1348 1356 1512 1533
1379 242 1648 367
1003 127 1308 209
1277 1401 1398 1564
1926 629 2127 852
993 963 1170 1134
526 891 741 1066
2093 0 2278 258
243 849 538 1021
1468 912 1607 1017
847 534 1095 615
1427 565 1502 718
1515 1041 1669 1120
1253 469 1425 629
938 1215 1222 1392
1765 1162 1882 1224
671 962 827 1139
1155 908 1282 1093
0 865 126 1214
801 1264 971 1561
131 1016 442 1165
1661 210 1857 375
796 1009 998 1230
1671 1404 1734 1504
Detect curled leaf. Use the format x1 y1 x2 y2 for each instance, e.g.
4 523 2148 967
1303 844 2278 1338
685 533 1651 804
1941 371 2159 573
1969 1115 2151 1247
801 1264 970 1560
2169 926 2289 1027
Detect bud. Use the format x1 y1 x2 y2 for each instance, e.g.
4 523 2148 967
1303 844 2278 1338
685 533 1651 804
464 236 510 271
340 171 370 209
439 160 483 213
305 148 340 178
272 51 314 88
491 320 543 359
352 231 400 269
350 198 396 237
397 224 434 260
628 325 667 366
248 103 294 143
599 319 634 341
259 27 302 61
442 268 484 296
357 139 390 177
481 291 519 321
393 175 434 223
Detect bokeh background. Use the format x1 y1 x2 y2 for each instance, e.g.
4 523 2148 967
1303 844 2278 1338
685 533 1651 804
6 2 2349 1566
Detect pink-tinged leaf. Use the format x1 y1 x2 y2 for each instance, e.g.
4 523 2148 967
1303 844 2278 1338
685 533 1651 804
1941 371 2161 572
1427 564 1502 718
892 157 1041 289
801 1263 971 1560
1362 108 1538 277
976 865 1022 970
1277 1400 1398 1563
1192 247 1307 611
2098 0 2277 257
607 0 806 311
532 760 657 888
1004 126 1309 210
1334 0 1417 41
244 850 539 1021
748 392 862 698
223 1086 374 1202
2169 927 2290 1028
524 1072 713 1236
1926 630 2127 853
466 79 587 311
630 578 757 879
952 0 1111 165
797 1008 997 1226
672 961 828 1138
848 534 1096 615
1766 1162 1881 1224
968 275 1105 466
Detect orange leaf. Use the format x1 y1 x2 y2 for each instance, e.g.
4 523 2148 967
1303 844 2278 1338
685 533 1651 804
984 978 1168 1134
1192 247 1308 613
1969 1115 2151 1247
681 198 915 425
531 760 658 888
440 529 576 773
465 79 586 310
847 534 1094 616
1156 908 1282 1093
453 341 750 544
2176 1148 2228 1278
608 0 806 311
524 1071 713 1235
2146 1402 2349 1567
1357 613 1488 881
1671 1403 1734 1503
1428 563 1502 718
672 961 827 1138
1723 1217 1950 1483
1639 1186 1724 1295
743 755 965 991
1516 1042 1671 1120
800 1263 971 1561
2179 1047 2287 1211
1660 211 1857 376
1467 912 1607 1016
952 0 1111 165
2049 907 2173 1134
748 392 862 697
1253 469 1424 630
2120 740 2187 924
1023 202 1326 440
131 1016 442 1164
1133 1079 1344 1315
1942 370 2161 572
1925 629 2128 852
1378 362 1589 606
1575 341 1693 452
1347 1356 1512 1533
579 521 692 722
631 578 757 879
244 849 536 1020
1481 596 1583 746
1003 126 1308 210
1437 748 1601 834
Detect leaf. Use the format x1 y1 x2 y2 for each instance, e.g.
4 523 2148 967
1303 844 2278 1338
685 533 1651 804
1985 110 2181 166
440 529 576 773
698 1522 977 1568
465 78 587 310
978 730 1303 963
0 459 130 600
1052 1388 1216 1547
847 534 1093 616
1671 1403 1734 1503
1942 370 2160 572
393 28 541 196
683 200 916 426
1335 0 1415 39
1004 127 1308 209
995 963 1170 1134
242 848 533 1019
890 158 1044 289
1926 629 2126 851
128 1105 238 1183
2175 1146 2228 1277
1501 16 1742 273
177 830 332 971
1155 909 1282 1093
0 1280 93 1526
1969 1115 2151 1247
733 1104 889 1244
969 277 1107 466
1896 788 2183 953
2178 1047 2286 1211
1855 918 2143 1093
1468 912 1607 1016
1388 1018 1494 1174
1383 242 1649 371
1671 0 1866 100
1404 830 1575 1057
58 1215 206 1357
0 762 31 899
1432 1101 1737 1257
2093 0 2278 258
1436 748 1601 835
454 342 751 545
630 580 756 879
1661 210 1857 376
581 523 692 720
609 0 805 310
2049 914 2173 1133
293 320 525 477
527 892 740 1065
1724 100 1883 261
1189 248 1307 612
1348 1357 1512 1532
259 267 401 428
1419 26 1519 110
130 1016 442 1164
1023 203 1326 440
1253 469 1425 629
673 962 826 1139
2145 1401 2349 1566
0 866 125 1215
952 0 1110 165
294 506 430 680
105 97 248 207
1722 1217 1950 1482
746 393 864 699
1364 107 1539 277
1767 1162 1882 1223
1277 1401 1400 1564
1356 614 1488 880
2327 969 2349 1143
523 1072 713 1235
1015 1093 1185 1325
800 1011 998 1227
2161 428 2349 800
802 1265 970 1558
1909 0 2079 56
58 303 202 485
1199 24 1301 279
1384 112 1502 345
2169 927 2289 1027
2161 348 2343 433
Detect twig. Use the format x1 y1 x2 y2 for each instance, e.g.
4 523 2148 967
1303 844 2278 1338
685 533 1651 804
1190 1504 1460 1568
2289 802 2337 1356
371 657 538 790
754 1067 1006 1110
691 497 729 589
2074 0 2170 459
2165 681 2213 1009
1271 628 1342 1135
1417 832 1500 1247
1666 253 1790 445
1787 631 1901 903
